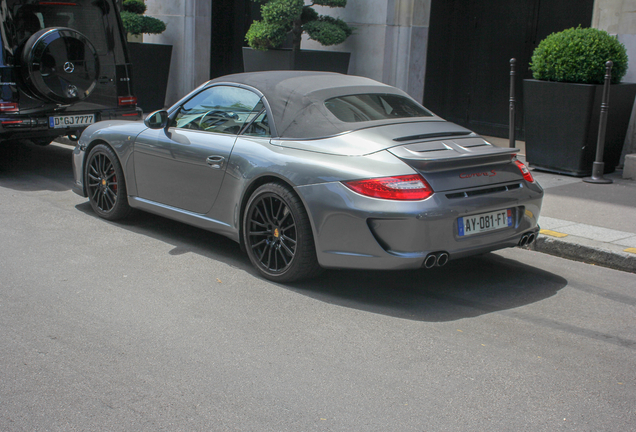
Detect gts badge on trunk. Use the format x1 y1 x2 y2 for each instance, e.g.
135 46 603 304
460 169 497 179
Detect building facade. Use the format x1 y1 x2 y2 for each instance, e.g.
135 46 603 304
143 0 636 154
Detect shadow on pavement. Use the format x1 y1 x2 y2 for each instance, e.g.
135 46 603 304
0 140 74 192
74 200 253 270
76 201 567 323
288 254 567 322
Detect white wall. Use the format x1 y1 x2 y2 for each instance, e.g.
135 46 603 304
302 0 431 102
142 0 431 105
143 0 211 106
593 0 636 34
593 0 636 161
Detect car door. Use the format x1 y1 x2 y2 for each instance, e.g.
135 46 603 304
132 85 262 214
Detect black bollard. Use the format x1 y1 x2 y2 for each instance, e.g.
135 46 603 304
583 61 614 184
509 58 516 148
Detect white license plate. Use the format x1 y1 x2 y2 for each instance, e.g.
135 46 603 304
458 209 512 236
49 114 94 129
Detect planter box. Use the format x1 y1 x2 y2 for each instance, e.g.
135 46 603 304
242 47 350 74
128 42 172 113
523 79 636 176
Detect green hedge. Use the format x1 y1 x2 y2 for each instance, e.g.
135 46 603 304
304 16 352 46
246 0 353 50
121 0 166 36
122 0 146 15
530 27 628 84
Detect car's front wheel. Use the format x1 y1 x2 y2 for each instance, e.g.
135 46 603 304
85 144 131 221
243 183 322 282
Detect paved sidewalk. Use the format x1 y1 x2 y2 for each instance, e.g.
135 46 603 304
488 136 636 273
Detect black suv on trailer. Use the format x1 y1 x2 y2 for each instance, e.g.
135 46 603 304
0 0 141 145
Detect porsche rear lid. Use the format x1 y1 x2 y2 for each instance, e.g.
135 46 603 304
273 120 524 191
274 120 474 156
386 135 522 192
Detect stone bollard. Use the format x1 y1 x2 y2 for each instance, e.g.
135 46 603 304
624 154 636 179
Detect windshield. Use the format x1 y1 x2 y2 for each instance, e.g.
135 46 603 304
325 93 433 123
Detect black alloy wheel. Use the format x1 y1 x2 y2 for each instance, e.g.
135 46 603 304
85 144 131 221
244 183 322 282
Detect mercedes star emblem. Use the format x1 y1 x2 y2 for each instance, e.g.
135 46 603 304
63 62 75 73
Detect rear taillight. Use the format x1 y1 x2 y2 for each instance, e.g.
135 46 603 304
515 160 535 183
343 174 434 201
0 102 19 112
118 96 137 106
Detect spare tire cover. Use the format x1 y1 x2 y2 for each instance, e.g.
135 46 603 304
21 27 100 104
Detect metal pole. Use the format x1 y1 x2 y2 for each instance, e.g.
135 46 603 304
509 58 516 148
583 61 613 184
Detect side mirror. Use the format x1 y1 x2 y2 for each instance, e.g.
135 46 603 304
144 110 169 129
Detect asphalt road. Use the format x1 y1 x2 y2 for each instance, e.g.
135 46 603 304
1 142 635 431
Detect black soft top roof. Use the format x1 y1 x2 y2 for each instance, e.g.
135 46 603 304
209 71 432 139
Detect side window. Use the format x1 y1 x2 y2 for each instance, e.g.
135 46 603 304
13 8 44 46
241 101 271 138
171 86 261 135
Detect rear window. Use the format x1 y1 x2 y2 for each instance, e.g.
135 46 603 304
325 93 433 122
4 0 110 55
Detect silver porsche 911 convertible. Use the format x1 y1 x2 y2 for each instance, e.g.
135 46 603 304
72 71 543 282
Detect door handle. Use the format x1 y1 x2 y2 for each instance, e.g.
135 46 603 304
206 155 225 169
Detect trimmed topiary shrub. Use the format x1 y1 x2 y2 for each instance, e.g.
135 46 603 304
121 0 166 36
530 26 628 84
246 0 353 52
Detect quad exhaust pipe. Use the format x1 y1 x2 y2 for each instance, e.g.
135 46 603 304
423 232 536 268
518 232 537 247
424 252 449 268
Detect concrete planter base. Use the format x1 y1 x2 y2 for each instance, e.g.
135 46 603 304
523 79 636 176
242 47 350 74
128 42 173 113
624 154 636 179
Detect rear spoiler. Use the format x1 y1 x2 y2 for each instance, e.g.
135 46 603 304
387 137 518 173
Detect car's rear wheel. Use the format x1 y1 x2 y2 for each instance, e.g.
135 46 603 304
243 183 322 282
85 144 131 221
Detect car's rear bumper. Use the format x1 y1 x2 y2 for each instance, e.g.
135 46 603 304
0 107 142 142
297 180 544 270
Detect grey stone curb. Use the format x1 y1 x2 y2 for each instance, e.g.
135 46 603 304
528 235 636 274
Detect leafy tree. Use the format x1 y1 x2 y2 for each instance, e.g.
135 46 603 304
246 0 353 52
121 0 166 36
